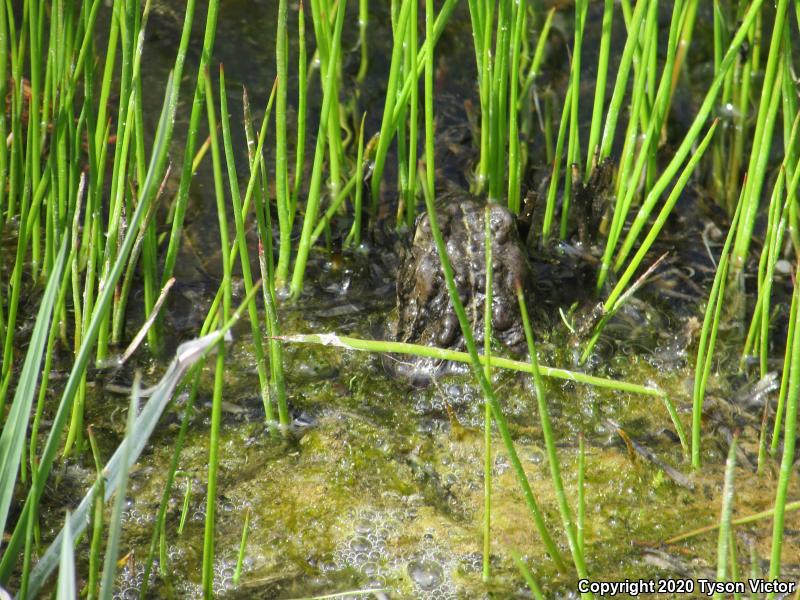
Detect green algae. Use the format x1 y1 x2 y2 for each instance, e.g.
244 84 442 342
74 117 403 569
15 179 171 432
74 287 798 598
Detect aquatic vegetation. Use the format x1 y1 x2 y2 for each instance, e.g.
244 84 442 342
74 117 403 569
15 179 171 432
1 0 800 597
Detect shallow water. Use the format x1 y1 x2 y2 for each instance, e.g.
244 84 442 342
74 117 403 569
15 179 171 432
14 0 800 598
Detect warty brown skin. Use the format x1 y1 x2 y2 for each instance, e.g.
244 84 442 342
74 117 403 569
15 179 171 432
390 198 533 381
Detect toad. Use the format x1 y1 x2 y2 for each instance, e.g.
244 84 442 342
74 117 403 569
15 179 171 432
389 197 532 380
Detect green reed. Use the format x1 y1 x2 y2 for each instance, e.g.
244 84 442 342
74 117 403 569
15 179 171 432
418 6 564 568
368 0 458 206
345 114 368 248
542 84 571 241
201 69 232 597
309 0 346 212
86 428 105 600
559 0 587 240
488 0 511 204
597 0 647 162
731 0 789 269
601 0 692 284
767 260 800 598
282 333 667 400
357 0 369 82
582 120 719 363
581 0 764 362
234 508 251 585
160 0 221 299
714 437 738 600
585 0 613 173
691 187 744 469
742 141 800 376
598 2 761 296
275 0 292 287
771 272 798 455
218 68 274 423
0 68 179 585
518 287 590 593
178 476 192 536
371 0 410 206
394 0 409 227
0 1 7 239
404 0 419 229
511 550 545 600
290 0 347 298
244 85 289 426
506 0 526 213
465 0 541 207
482 206 493 582
601 0 658 266
293 1 308 214
666 501 800 545
724 3 758 209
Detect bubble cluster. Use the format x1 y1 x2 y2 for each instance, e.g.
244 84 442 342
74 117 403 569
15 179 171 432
493 452 510 476
120 499 153 527
327 507 474 599
331 507 404 587
112 548 187 598
414 382 482 424
402 535 461 600
111 558 153 600
407 558 443 590
172 555 242 598
211 557 238 596
111 545 245 599
459 551 484 573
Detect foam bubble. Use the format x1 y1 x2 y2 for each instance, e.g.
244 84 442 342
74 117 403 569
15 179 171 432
407 559 443 590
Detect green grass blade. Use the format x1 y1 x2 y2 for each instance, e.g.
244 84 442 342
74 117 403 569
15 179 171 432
159 0 220 292
274 0 291 286
289 0 348 298
585 0 613 173
482 204 493 582
767 260 800 596
280 333 666 399
511 550 545 600
56 513 76 600
23 324 243 596
369 0 410 203
98 375 140 600
217 67 276 423
518 287 590 591
0 75 177 584
691 188 744 469
731 0 789 267
0 235 66 537
612 0 765 273
601 119 719 314
713 437 738 600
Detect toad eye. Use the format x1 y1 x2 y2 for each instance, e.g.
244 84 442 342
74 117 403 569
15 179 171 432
488 205 513 241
